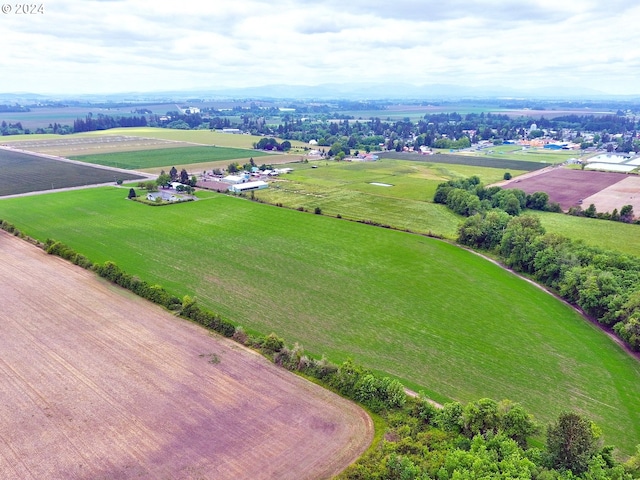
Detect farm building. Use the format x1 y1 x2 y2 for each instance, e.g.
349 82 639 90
222 175 248 184
544 143 567 150
228 181 268 193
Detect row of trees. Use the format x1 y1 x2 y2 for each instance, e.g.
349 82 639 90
4 102 640 158
252 137 292 151
72 113 148 132
569 203 636 224
437 177 640 351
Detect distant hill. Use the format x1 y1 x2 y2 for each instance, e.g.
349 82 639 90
0 83 634 103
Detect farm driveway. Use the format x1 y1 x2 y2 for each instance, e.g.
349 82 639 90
0 232 372 480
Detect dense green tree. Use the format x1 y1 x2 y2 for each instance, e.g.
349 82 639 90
479 210 512 250
438 402 464 433
499 400 539 449
156 172 171 188
526 191 550 211
546 412 601 475
499 215 546 273
620 204 634 223
584 203 597 218
462 398 500 437
532 234 579 288
144 181 157 192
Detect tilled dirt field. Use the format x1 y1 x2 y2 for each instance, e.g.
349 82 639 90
0 232 372 480
582 175 640 216
502 167 628 211
3 135 192 157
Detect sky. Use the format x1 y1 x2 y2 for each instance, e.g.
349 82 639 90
2 0 640 96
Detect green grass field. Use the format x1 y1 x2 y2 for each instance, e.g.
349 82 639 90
257 159 640 257
80 127 309 149
0 133 66 142
2 187 639 455
536 211 640 257
252 159 522 239
485 144 584 164
68 145 272 170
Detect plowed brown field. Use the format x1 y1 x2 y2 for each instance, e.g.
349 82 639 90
502 167 627 211
0 232 372 480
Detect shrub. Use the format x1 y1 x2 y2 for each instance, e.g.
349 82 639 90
262 332 285 352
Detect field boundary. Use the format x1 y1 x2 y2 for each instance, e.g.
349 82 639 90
0 229 374 479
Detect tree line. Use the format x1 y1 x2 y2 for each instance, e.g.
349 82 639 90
4 103 640 157
435 177 640 352
72 113 148 132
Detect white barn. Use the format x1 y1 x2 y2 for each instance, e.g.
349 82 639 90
228 181 268 193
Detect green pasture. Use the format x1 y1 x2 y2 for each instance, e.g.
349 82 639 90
536 211 640 257
80 127 308 149
379 151 551 171
68 145 272 170
2 187 640 455
252 159 522 239
265 158 640 258
486 145 583 164
0 133 64 142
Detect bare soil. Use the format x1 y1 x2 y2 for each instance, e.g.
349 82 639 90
3 135 191 157
501 167 628 211
582 175 640 216
0 232 372 480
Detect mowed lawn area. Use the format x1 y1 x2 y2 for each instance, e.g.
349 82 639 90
69 145 272 170
2 187 640 455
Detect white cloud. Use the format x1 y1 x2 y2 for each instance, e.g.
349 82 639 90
0 0 638 95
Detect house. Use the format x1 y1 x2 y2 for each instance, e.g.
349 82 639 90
228 181 268 193
147 192 180 202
